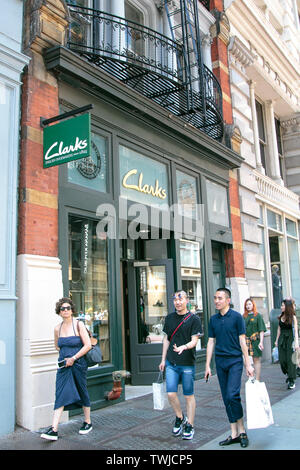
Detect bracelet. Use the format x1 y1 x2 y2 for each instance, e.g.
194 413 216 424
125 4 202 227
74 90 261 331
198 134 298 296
185 344 189 350
73 355 77 361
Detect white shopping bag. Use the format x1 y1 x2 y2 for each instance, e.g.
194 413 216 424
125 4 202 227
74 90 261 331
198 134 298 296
245 378 274 429
153 371 167 410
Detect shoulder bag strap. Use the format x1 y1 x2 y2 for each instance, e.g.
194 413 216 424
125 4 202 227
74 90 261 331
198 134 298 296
170 313 192 342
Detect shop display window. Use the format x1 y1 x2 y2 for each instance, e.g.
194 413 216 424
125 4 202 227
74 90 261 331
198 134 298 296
68 215 110 364
68 133 107 192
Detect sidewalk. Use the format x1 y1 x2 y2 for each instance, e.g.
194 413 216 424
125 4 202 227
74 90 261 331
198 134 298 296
0 362 299 451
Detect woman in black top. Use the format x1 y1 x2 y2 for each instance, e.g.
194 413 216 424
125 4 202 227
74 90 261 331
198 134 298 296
275 299 299 390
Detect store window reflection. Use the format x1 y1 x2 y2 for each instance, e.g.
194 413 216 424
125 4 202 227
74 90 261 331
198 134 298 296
180 239 204 349
68 215 110 364
137 265 167 344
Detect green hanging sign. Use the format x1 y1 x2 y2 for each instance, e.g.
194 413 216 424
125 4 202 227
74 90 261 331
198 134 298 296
43 113 91 168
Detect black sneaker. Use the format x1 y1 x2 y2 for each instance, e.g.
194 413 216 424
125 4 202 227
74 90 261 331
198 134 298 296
182 422 194 440
288 380 295 389
41 426 58 441
79 422 93 434
172 415 187 436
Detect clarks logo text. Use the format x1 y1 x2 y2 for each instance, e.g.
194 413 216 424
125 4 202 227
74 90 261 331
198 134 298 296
44 137 88 160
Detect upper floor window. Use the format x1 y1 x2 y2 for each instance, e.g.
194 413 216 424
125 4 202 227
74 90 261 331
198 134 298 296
125 1 144 56
255 100 267 173
275 117 285 182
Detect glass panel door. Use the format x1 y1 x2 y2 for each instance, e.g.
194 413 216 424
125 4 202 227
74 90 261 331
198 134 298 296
127 259 174 385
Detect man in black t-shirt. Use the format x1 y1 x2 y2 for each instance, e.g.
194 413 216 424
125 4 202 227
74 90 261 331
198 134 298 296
159 290 202 440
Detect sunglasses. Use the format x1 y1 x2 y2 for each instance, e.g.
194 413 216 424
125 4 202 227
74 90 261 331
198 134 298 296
172 293 187 300
60 306 71 311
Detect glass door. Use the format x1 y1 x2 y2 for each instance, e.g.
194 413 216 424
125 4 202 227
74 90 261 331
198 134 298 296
127 259 174 385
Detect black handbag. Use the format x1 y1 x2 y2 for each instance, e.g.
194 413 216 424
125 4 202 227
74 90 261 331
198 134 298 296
77 320 102 366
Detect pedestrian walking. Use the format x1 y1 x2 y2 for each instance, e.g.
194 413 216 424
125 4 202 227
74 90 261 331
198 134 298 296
41 297 92 441
243 298 267 381
159 290 202 440
275 298 299 390
205 288 254 448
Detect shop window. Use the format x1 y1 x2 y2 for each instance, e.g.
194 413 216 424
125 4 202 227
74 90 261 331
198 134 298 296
137 264 168 344
176 170 198 219
68 133 107 192
206 180 229 227
119 144 169 207
68 215 110 364
180 239 204 349
287 237 300 307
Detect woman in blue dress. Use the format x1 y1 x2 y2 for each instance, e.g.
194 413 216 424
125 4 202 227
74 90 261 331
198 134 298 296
41 298 92 441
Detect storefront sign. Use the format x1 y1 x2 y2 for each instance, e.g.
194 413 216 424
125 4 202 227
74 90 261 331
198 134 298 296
119 145 169 207
122 169 167 200
43 113 91 168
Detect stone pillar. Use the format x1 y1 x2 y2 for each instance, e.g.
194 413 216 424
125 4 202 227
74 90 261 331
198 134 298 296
201 34 213 70
17 0 68 431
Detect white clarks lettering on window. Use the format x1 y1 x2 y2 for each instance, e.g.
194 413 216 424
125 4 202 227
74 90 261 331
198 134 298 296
122 169 167 200
44 137 88 161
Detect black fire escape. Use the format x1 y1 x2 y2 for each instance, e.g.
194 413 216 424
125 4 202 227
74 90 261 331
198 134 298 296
66 1 223 140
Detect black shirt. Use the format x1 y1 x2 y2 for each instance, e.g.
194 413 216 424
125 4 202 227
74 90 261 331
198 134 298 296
163 312 202 366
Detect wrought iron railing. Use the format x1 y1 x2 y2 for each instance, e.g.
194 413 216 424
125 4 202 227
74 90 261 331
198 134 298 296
68 5 184 82
66 4 223 140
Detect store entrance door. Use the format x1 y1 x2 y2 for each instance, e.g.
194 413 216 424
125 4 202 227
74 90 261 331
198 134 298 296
212 241 226 295
127 259 174 385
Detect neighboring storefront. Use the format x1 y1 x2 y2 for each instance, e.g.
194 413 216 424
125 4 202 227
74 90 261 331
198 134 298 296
0 0 29 437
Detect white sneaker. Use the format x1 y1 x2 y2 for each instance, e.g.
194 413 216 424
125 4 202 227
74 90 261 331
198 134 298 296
172 415 187 436
41 426 58 441
182 422 194 440
79 422 93 434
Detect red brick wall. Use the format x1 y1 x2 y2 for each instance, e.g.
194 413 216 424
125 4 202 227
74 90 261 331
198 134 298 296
210 0 245 278
18 74 59 257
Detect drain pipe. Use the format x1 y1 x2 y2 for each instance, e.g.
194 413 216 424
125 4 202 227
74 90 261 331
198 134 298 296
105 370 131 401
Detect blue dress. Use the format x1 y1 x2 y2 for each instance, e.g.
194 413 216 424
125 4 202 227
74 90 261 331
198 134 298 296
54 322 90 410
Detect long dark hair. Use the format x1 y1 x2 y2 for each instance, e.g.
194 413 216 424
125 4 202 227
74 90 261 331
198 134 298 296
278 299 295 325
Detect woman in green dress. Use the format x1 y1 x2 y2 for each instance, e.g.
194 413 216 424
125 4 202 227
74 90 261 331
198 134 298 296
243 298 267 381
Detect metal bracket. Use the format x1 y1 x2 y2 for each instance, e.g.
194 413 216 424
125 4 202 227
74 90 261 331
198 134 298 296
40 104 94 128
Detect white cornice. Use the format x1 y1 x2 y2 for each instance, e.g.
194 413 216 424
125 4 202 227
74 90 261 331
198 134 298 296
226 0 300 83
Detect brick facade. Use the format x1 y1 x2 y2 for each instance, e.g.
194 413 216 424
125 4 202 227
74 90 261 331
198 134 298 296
210 0 245 279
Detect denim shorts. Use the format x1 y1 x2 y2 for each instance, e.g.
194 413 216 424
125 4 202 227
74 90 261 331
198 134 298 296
165 360 195 396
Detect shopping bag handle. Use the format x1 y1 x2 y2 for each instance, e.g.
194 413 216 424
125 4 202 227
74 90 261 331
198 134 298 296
156 370 164 383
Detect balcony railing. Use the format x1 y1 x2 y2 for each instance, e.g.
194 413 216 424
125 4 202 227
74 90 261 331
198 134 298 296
66 4 223 140
254 169 300 214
